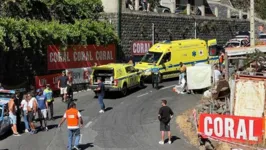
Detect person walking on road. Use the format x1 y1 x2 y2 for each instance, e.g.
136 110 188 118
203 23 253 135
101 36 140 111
27 93 38 134
158 100 174 145
36 89 49 131
14 90 22 133
44 84 54 120
178 62 186 85
94 78 105 113
8 95 21 136
58 102 83 150
58 71 68 102
151 61 160 89
20 94 30 133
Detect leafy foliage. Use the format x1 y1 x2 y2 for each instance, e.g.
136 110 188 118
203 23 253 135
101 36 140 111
0 0 118 86
230 0 266 19
0 0 104 23
0 18 118 52
0 0 118 52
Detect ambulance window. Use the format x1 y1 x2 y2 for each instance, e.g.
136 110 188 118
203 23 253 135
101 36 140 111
125 66 134 73
163 52 171 62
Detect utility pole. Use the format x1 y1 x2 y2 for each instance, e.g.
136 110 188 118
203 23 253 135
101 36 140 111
250 0 255 47
152 23 155 45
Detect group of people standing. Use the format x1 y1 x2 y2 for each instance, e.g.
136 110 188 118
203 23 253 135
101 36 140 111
8 84 54 136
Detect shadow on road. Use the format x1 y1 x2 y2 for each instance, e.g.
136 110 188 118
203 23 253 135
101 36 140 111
164 136 180 144
104 107 113 112
79 109 85 112
47 124 58 130
95 85 147 100
52 115 63 120
79 142 94 149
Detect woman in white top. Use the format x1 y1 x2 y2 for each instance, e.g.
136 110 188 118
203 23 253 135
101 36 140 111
20 94 30 132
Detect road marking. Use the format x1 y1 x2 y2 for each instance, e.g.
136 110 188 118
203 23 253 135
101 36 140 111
160 85 175 90
85 121 92 128
137 92 149 98
79 134 83 144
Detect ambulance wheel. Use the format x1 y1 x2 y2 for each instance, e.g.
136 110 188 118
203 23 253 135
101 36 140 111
121 83 128 96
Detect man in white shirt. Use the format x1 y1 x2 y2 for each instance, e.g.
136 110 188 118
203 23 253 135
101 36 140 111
27 93 38 134
213 65 222 86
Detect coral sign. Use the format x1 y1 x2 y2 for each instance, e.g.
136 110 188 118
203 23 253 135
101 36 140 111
198 114 264 143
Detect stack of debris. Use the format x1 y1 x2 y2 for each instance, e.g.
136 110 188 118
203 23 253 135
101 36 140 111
195 78 231 115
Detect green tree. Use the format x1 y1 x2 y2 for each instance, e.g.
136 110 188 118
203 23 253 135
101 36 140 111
0 0 118 86
230 0 266 19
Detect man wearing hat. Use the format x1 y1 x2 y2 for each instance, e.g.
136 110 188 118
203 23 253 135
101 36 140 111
36 89 48 131
58 71 68 102
44 84 54 120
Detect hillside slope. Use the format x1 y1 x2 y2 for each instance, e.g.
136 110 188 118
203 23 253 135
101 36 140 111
230 0 266 19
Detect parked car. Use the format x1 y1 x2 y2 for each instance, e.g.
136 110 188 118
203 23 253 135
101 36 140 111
89 63 145 96
154 5 171 13
234 31 250 41
224 39 250 48
0 89 15 136
258 33 266 41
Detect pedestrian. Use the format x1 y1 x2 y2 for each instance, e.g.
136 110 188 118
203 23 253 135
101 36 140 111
94 78 105 113
158 100 174 145
58 102 83 150
36 89 48 131
58 71 68 102
213 65 222 86
27 93 38 134
8 95 21 136
14 90 22 133
44 84 54 120
0 83 3 89
178 62 186 85
20 94 30 133
151 61 160 89
219 51 225 69
67 72 74 103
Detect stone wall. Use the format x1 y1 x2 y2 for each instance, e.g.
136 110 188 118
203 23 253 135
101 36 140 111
111 11 250 58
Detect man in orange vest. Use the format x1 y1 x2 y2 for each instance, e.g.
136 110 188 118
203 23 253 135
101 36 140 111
219 51 225 68
58 102 83 150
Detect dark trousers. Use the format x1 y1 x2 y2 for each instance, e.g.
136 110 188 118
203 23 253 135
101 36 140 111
16 112 21 132
48 101 54 118
152 73 159 89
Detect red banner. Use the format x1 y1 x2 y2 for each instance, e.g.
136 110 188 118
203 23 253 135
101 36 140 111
47 44 116 70
35 73 61 91
132 41 152 56
198 113 264 144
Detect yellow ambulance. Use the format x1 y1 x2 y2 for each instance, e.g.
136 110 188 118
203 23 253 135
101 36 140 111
134 39 215 82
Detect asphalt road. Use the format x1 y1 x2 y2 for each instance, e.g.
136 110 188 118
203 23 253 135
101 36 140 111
0 79 201 150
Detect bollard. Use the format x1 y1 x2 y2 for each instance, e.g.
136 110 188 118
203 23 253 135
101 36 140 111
201 5 205 16
214 7 218 17
239 10 243 19
187 4 191 15
170 0 176 13
135 0 139 11
227 8 231 18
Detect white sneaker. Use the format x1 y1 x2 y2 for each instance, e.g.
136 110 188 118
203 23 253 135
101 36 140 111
45 127 48 131
13 133 21 136
99 110 105 113
168 140 172 144
159 141 164 145
25 129 29 133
